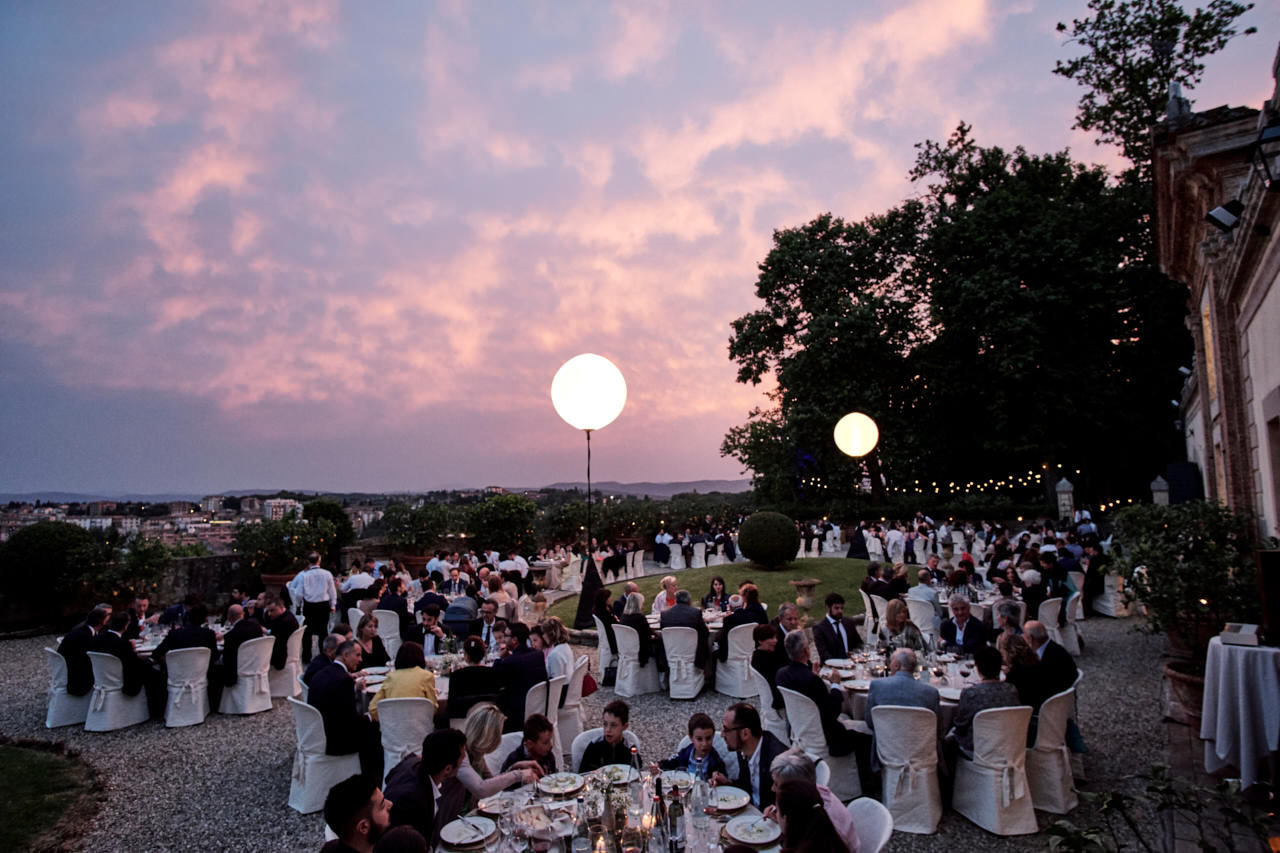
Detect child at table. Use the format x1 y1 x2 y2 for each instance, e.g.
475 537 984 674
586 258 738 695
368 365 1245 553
655 713 726 780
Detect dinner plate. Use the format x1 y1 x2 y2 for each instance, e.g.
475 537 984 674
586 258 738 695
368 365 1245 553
935 653 958 662
824 658 854 668
711 786 749 811
843 679 870 691
363 674 386 685
364 666 390 675
476 794 520 815
537 772 585 795
725 815 780 845
938 686 962 702
439 816 496 848
661 769 693 791
597 764 638 785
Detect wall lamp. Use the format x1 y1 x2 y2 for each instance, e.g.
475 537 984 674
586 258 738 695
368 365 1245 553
1205 200 1244 232
1253 123 1280 191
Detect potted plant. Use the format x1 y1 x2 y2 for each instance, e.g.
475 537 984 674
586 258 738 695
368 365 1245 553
382 502 452 572
1111 501 1264 723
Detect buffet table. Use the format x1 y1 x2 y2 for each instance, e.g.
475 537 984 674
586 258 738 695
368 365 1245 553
1200 636 1280 789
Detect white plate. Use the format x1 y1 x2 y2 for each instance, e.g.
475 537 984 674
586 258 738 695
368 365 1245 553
726 815 781 845
823 658 854 668
440 816 495 847
364 666 391 675
363 674 386 685
712 786 749 811
844 679 870 691
597 764 638 785
537 772 585 795
938 686 962 702
661 769 693 791
476 794 519 815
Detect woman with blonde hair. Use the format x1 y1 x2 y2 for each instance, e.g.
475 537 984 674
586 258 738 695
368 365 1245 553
457 702 543 797
877 598 925 650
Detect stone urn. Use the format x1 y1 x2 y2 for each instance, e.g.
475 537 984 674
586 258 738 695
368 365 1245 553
790 578 821 611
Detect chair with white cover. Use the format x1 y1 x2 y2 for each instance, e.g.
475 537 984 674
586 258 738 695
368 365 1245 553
44 647 91 728
287 697 361 813
663 627 705 699
871 705 942 834
749 666 789 744
778 686 861 802
1067 572 1086 609
858 591 877 643
952 705 1037 835
373 609 403 660
219 635 275 715
906 599 938 642
848 798 894 853
526 675 568 758
715 623 757 699
869 595 889 636
84 652 150 731
378 697 436 782
1027 688 1078 814
796 543 806 561
558 656 589 763
297 673 309 702
347 607 364 631
571 727 641 774
612 625 661 697
669 546 685 571
1037 599 1064 646
1060 593 1083 656
707 544 724 567
691 542 706 569
485 731 525 777
591 616 615 676
164 647 211 728
270 627 305 699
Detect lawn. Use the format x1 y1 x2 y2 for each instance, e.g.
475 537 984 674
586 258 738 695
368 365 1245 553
547 556 917 624
0 745 95 852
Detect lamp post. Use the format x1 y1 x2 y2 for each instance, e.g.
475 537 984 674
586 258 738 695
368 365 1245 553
551 353 627 629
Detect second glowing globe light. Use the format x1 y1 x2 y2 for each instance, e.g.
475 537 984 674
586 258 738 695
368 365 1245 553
550 353 627 431
833 412 879 457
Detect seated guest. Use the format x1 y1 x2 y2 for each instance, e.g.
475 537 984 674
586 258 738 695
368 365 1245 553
771 603 801 648
813 593 862 663
122 593 154 642
372 826 428 853
877 598 926 651
412 579 448 617
774 778 853 853
1017 564 1049 621
1025 620 1078 698
500 713 558 775
658 590 711 673
717 588 768 662
859 562 894 609
888 562 911 597
905 569 943 633
322 774 393 853
993 601 1023 640
947 646 1021 762
304 633 344 685
259 594 300 672
579 700 639 772
355 613 391 668
158 593 199 627
340 561 377 610
766 750 859 853
56 605 111 697
542 617 576 694
750 624 786 710
309 639 384 781
89 611 165 717
448 637 504 722
619 592 658 668
711 703 788 810
484 576 511 613
475 600 501 652
997 632 1049 711
945 569 980 603
702 576 730 611
369 642 438 721
984 581 1018 628
457 703 541 796
865 649 941 767
939 595 987 655
416 606 447 656
153 602 222 707
775 632 858 757
378 577 414 641
925 554 946 584
493 622 547 732
220 604 265 686
656 712 726 779
440 567 467 597
592 588 619 657
384 728 468 849
222 588 250 624
441 591 479 639
650 576 679 615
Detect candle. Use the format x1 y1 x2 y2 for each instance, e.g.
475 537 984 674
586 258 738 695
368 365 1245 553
595 838 606 853
640 815 653 831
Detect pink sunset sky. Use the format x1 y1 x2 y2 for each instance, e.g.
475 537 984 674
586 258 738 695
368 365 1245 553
1 1 1276 494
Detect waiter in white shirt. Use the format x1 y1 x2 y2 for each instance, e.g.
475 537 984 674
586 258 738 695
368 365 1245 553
288 551 336 663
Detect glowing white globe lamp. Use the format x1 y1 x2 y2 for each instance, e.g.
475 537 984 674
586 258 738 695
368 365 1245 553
551 354 627 431
833 412 879 457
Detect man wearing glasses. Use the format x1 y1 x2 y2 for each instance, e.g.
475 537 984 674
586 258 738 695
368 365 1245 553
711 703 788 810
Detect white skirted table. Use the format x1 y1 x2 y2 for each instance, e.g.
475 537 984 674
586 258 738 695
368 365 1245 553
1200 636 1280 789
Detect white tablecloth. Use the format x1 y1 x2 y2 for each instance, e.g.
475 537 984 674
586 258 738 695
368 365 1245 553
1200 636 1280 788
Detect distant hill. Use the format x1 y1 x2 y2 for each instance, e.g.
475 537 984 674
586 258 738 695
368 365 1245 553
540 479 752 498
0 491 204 504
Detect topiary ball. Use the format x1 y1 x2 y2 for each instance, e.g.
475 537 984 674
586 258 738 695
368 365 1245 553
737 511 801 570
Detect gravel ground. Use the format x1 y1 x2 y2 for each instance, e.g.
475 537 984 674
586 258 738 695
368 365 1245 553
2 613 1166 853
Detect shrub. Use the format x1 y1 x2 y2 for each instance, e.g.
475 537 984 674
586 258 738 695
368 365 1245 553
737 511 801 570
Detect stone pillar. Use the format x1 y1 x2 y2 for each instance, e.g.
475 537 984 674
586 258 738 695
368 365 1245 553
1151 475 1170 506
1055 478 1075 520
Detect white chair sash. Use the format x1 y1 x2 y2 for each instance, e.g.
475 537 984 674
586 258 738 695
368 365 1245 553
971 754 1027 806
173 678 207 707
91 683 114 712
884 756 931 798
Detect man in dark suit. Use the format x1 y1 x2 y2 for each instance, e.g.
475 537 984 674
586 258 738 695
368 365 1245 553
221 604 265 687
90 611 165 717
413 579 448 617
309 639 383 781
859 562 894 603
259 594 300 672
378 577 414 640
303 633 343 685
440 567 467 597
659 589 711 671
1025 620 1078 697
158 594 199 628
322 774 393 853
939 595 988 655
712 703 788 810
56 605 111 697
717 590 768 662
493 622 547 732
384 729 468 849
774 632 858 757
749 624 785 710
121 593 152 642
611 582 639 620
812 592 862 662
153 602 222 707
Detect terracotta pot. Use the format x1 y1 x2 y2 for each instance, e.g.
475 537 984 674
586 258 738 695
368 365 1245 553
1163 658 1205 726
